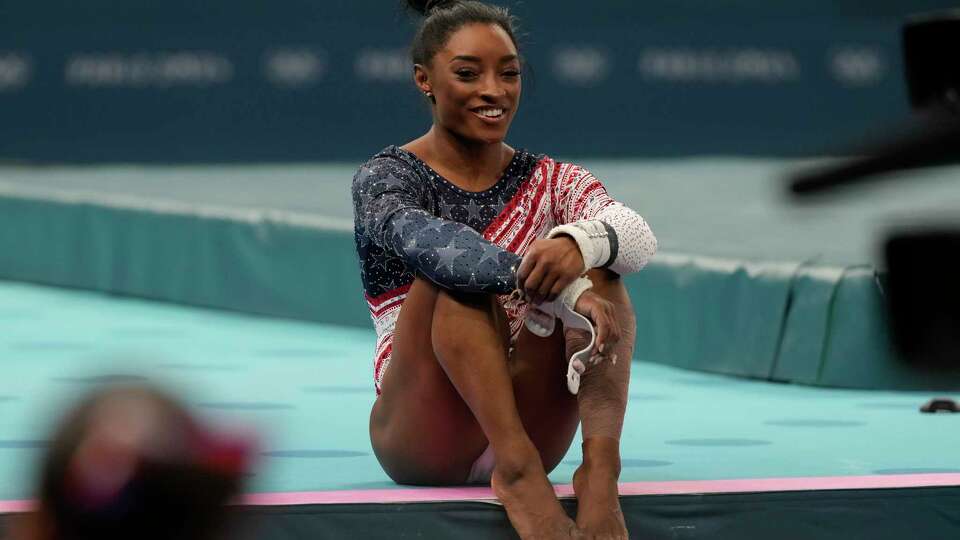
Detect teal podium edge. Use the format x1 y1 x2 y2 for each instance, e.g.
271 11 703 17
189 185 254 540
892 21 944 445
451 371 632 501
2 186 955 390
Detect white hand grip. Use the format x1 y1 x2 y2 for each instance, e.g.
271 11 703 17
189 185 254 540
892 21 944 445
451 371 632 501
521 276 596 394
558 306 596 395
525 307 556 338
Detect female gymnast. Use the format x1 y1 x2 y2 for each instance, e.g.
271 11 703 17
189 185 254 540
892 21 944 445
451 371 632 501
352 1 657 538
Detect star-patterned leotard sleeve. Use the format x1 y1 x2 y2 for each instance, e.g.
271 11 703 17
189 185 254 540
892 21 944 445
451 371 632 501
352 155 521 295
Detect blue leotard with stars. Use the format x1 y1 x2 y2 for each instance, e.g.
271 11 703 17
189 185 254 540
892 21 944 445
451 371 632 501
353 145 658 393
353 145 539 298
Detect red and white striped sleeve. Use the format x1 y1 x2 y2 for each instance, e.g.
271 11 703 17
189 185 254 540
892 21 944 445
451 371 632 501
551 164 657 276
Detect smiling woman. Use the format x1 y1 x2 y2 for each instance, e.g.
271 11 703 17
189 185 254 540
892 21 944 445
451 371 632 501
408 2 521 147
350 2 658 539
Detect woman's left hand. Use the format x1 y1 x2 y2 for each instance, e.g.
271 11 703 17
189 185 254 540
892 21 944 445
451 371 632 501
517 236 585 304
573 290 622 361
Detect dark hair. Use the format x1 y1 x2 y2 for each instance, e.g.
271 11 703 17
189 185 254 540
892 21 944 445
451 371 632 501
405 0 520 66
37 385 252 540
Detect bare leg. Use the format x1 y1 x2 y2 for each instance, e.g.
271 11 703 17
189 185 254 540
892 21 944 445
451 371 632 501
569 269 635 540
370 279 486 484
430 288 579 540
370 278 580 539
509 317 580 475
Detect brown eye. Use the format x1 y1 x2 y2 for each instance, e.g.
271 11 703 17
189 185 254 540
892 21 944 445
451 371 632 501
455 69 478 79
502 70 521 78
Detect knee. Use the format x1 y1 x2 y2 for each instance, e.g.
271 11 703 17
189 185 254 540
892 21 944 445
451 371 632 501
585 269 637 335
431 289 502 360
432 325 468 363
431 291 484 359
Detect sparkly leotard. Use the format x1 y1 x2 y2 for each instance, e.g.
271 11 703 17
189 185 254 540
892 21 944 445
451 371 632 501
352 145 656 393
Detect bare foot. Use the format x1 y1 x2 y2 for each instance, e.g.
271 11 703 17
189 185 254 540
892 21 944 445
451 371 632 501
572 440 628 540
491 442 582 539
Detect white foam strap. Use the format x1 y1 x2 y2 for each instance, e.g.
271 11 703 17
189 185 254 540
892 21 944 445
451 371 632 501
547 220 612 271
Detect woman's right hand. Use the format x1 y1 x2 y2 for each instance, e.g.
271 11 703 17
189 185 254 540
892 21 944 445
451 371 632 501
517 237 585 304
573 290 621 362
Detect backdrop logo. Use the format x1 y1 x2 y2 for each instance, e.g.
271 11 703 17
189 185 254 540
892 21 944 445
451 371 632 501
65 52 234 87
0 53 31 91
264 49 327 87
829 47 885 87
639 48 800 83
552 47 610 86
355 49 409 82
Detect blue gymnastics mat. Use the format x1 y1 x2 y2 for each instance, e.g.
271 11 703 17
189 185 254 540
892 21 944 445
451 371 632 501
1 281 959 539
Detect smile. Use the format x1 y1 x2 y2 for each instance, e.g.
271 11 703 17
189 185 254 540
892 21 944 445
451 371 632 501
471 107 506 122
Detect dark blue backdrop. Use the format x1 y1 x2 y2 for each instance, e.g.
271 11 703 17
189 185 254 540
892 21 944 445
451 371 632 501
0 1 955 162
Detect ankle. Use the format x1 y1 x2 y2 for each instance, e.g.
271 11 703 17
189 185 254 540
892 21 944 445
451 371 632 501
580 437 622 478
492 438 543 482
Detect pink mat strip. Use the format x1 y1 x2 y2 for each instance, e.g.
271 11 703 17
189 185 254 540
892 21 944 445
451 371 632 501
240 473 960 506
3 474 959 513
0 501 31 513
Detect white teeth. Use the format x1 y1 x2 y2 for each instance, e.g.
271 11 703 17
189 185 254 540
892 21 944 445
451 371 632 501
476 108 503 118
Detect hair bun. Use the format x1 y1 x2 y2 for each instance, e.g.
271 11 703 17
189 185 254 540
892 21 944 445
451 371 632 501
405 0 457 16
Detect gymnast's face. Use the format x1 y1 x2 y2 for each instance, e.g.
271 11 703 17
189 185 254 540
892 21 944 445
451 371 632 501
416 23 521 144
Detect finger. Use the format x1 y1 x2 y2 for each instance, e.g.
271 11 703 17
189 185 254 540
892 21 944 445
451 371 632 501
549 272 576 302
537 273 558 303
592 302 619 346
547 278 566 303
593 313 608 354
606 308 622 345
523 263 546 301
516 252 537 285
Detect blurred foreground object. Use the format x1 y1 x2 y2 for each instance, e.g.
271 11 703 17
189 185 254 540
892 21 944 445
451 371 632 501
18 385 254 540
790 11 960 374
903 11 960 112
885 231 960 369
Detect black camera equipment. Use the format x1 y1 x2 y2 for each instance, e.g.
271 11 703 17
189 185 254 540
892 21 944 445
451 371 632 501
790 11 960 196
789 11 960 377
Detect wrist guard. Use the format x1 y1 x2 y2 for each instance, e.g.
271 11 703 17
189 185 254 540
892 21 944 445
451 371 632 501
546 220 616 272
